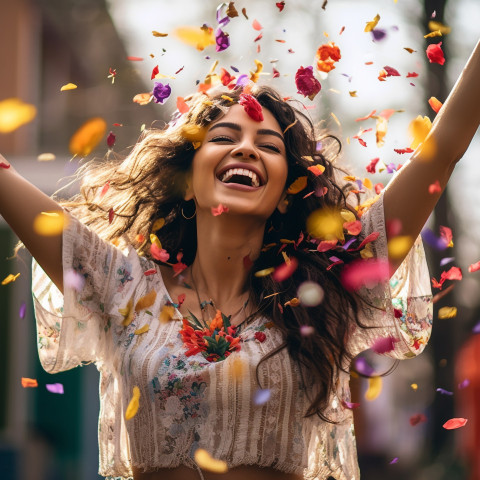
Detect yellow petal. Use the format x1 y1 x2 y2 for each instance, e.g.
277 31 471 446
424 30 442 38
363 177 372 189
340 209 356 223
194 449 228 473
428 21 451 35
364 14 380 33
60 83 78 91
229 357 247 379
159 305 176 324
365 376 382 401
409 115 436 159
69 117 107 157
0 98 37 133
125 386 140 420
1 273 20 285
307 208 344 242
33 211 69 236
387 235 413 259
173 26 215 51
411 383 418 390
152 218 165 232
254 268 275 277
375 116 388 147
287 176 308 194
150 233 162 249
438 306 457 319
134 324 150 335
152 31 168 37
180 124 207 143
37 153 56 162
135 289 157 312
119 298 134 326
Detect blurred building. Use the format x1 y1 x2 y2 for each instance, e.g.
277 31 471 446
0 1 160 479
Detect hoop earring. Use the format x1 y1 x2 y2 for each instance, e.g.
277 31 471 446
181 202 196 220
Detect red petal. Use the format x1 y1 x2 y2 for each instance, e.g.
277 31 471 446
443 418 467 430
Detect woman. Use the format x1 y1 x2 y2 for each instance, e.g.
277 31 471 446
1 39 479 480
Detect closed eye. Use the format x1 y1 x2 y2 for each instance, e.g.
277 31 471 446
260 144 281 153
209 135 234 143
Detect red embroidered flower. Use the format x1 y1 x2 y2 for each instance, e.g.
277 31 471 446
316 42 341 73
238 94 264 122
295 66 321 100
179 310 242 362
426 42 445 65
254 331 266 343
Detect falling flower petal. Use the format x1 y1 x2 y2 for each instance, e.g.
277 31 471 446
46 383 64 394
134 324 150 335
253 388 271 405
295 66 321 100
410 413 427 426
152 31 168 37
211 204 229 216
1 273 20 285
365 376 382 401
441 266 462 281
133 93 153 105
19 302 26 319
287 176 308 195
276 1 285 11
341 258 389 291
152 82 171 104
342 400 361 409
64 269 86 292
316 42 341 73
135 289 157 312
297 282 324 307
151 243 170 262
390 458 399 465
438 306 457 319
238 93 263 122
371 336 399 354
468 261 480 273
0 98 37 133
174 26 215 51
364 14 380 32
273 257 298 282
33 211 69 236
215 28 230 52
194 449 228 473
125 386 140 420
118 299 134 327
388 235 412 259
254 268 275 277
21 378 38 388
443 418 467 430
436 388 453 395
354 357 375 377
307 164 325 176
426 42 445 65
69 117 107 156
60 83 78 91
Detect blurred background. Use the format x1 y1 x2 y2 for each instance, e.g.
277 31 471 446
0 0 479 479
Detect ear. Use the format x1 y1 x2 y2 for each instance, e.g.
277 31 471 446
184 171 194 201
276 191 289 214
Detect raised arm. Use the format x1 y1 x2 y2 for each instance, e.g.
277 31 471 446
0 155 63 292
384 40 480 273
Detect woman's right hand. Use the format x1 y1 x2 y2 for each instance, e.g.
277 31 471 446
0 154 64 292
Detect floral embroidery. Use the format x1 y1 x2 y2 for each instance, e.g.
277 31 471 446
179 309 241 362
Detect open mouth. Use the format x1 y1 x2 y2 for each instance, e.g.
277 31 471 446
218 167 263 187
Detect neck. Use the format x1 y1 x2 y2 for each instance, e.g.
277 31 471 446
190 210 266 308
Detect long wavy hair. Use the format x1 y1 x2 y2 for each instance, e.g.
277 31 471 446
62 84 371 422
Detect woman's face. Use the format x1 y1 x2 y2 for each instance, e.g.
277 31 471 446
186 103 289 220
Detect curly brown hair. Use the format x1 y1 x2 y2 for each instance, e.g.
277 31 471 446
62 84 370 422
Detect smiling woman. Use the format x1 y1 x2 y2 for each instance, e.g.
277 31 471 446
7 53 480 478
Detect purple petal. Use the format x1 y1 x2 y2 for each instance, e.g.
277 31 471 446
440 257 455 266
354 357 375 377
216 3 230 27
386 162 397 173
389 457 399 465
230 65 239 72
236 74 249 86
329 256 341 263
46 383 64 394
253 388 271 405
355 179 363 190
421 228 448 250
436 388 453 396
342 238 357 250
215 28 230 52
472 321 480 334
371 29 387 41
316 141 323 151
19 302 26 319
458 379 470 389
300 325 315 336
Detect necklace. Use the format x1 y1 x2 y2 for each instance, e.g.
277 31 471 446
189 267 250 330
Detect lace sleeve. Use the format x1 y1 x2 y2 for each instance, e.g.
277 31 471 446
32 212 146 373
350 192 433 359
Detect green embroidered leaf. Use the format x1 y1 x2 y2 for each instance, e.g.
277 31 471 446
221 312 232 328
188 310 204 328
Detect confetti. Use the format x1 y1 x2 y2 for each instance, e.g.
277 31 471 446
1 273 20 285
0 98 37 133
365 376 382 401
21 378 38 388
125 386 141 420
253 388 271 405
426 42 445 65
69 117 107 156
410 413 427 426
60 83 77 91
194 449 228 473
33 211 68 236
443 418 467 430
46 383 64 394
438 306 457 319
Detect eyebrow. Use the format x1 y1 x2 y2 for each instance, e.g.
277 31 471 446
209 122 285 142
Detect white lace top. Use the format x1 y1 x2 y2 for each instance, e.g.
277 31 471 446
32 192 432 480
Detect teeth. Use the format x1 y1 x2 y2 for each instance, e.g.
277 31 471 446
220 168 260 187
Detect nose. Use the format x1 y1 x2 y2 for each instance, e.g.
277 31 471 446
231 139 259 160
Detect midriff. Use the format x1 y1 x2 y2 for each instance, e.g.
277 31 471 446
133 464 304 480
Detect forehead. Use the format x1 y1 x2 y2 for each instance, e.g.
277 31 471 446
208 103 283 134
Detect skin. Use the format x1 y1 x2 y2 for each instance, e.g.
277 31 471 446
0 39 479 480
